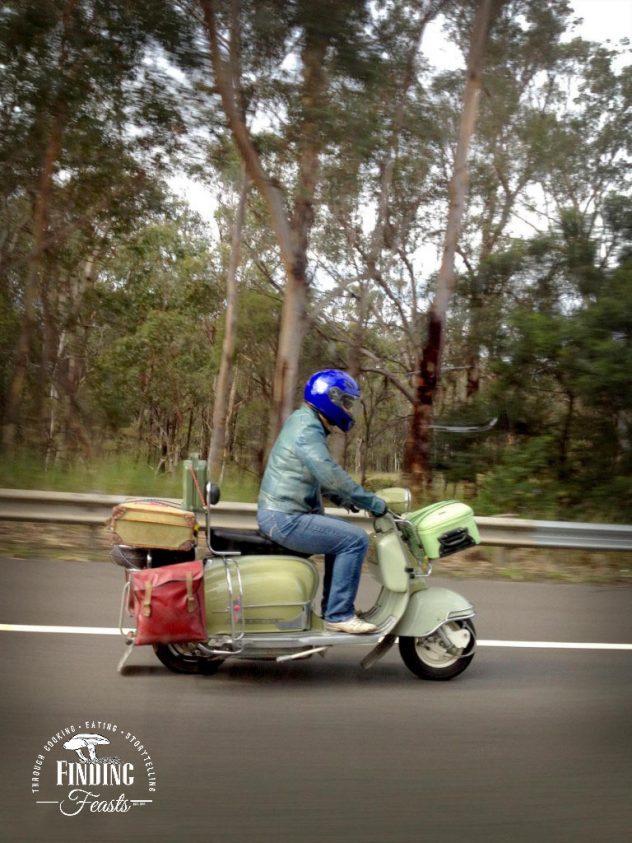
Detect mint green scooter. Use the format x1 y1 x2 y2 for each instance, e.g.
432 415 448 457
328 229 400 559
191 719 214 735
144 486 478 681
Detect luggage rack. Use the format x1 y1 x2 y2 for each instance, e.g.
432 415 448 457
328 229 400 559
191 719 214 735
219 555 245 649
202 480 311 636
194 481 315 655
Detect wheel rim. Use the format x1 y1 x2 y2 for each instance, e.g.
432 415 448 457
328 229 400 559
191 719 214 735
168 643 200 663
414 622 471 669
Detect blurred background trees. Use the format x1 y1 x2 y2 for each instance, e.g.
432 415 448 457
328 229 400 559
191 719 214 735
0 0 630 520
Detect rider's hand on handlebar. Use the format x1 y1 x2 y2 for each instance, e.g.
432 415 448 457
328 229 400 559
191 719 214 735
374 498 388 517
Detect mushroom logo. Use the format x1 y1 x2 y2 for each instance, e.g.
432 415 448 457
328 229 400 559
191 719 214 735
63 733 110 763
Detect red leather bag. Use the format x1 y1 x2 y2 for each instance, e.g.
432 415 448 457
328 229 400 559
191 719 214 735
130 561 207 645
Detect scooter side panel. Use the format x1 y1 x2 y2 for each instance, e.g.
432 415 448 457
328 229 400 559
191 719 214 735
204 554 319 635
367 530 409 593
393 586 474 637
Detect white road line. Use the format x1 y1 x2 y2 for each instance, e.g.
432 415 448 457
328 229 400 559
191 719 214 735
0 624 129 635
1 623 631 650
478 639 632 650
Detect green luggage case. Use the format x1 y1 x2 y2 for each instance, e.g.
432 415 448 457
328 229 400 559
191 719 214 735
404 500 479 560
204 555 319 634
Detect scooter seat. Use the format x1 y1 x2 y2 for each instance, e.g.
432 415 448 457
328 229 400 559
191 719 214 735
209 527 311 558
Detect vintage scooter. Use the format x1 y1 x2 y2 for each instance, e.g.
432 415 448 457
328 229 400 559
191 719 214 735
113 485 478 681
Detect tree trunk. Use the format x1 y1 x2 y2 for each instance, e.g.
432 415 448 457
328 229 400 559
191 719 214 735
1 0 77 451
466 349 480 399
200 0 328 448
334 2 446 467
208 166 249 480
404 0 501 499
1 112 64 450
45 252 97 465
221 374 238 484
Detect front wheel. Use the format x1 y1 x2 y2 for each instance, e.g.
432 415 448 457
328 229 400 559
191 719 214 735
399 620 476 681
153 643 224 675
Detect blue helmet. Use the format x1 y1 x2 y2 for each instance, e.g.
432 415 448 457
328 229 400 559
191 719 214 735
304 370 361 432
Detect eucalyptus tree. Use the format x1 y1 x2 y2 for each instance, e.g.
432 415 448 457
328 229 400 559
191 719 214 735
446 0 577 397
198 0 388 443
401 0 501 497
475 203 632 520
315 0 503 495
448 12 630 402
308 0 453 466
88 206 223 467
207 163 250 481
0 0 199 451
369 0 624 497
440 17 631 498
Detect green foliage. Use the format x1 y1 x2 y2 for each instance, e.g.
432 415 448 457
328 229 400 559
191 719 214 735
0 0 630 527
474 435 567 518
460 223 632 521
0 292 19 400
85 209 221 459
0 450 262 502
0 451 181 497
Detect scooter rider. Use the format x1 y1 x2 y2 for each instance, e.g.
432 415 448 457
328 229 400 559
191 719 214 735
257 370 388 634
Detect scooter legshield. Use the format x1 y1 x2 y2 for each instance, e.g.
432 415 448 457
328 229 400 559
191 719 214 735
393 586 474 638
204 554 319 635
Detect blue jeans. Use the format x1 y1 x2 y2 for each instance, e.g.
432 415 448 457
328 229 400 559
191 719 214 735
257 509 369 623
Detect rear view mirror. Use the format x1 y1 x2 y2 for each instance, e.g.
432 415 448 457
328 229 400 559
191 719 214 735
206 482 220 506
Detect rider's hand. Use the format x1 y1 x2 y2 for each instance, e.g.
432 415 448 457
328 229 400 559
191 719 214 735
374 498 388 517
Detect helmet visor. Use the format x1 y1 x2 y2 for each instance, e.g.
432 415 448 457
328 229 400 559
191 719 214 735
329 387 359 419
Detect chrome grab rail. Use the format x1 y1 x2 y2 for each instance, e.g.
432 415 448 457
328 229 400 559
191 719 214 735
222 556 245 647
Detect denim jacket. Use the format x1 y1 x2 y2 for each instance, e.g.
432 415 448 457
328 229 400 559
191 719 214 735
257 404 385 516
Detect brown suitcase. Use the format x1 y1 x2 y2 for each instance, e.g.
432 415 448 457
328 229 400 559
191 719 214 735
107 499 197 551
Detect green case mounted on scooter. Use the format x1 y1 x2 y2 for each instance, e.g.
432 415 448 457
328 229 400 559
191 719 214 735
203 555 319 635
405 500 479 560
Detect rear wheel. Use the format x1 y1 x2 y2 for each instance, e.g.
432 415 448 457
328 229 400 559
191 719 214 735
153 643 223 675
399 619 476 681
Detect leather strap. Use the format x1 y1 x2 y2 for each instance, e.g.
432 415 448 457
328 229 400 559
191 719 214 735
186 572 195 613
143 581 152 617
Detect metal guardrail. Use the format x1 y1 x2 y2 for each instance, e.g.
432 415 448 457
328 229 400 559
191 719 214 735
0 488 631 552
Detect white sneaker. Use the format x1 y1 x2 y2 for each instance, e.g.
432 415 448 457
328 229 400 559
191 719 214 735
325 615 378 634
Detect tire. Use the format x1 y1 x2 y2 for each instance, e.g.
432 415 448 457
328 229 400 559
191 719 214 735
399 619 476 681
153 643 223 676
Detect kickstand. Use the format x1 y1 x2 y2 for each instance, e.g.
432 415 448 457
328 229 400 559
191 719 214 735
117 637 135 674
360 634 396 670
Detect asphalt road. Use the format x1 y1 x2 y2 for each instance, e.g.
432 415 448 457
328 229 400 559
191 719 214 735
1 556 631 843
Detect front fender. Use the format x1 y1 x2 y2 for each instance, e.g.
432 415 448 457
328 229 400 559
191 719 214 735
393 586 474 638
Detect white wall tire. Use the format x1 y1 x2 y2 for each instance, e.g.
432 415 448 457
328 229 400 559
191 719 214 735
398 619 476 680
